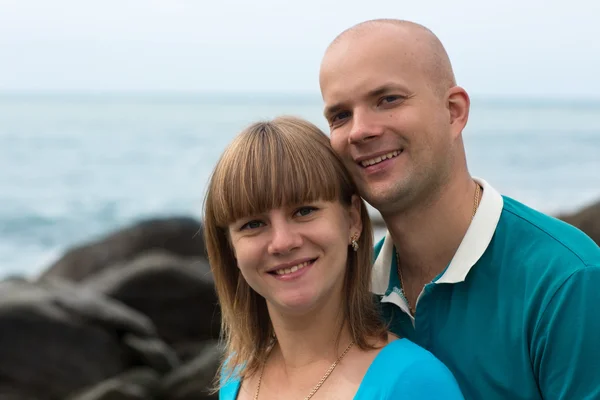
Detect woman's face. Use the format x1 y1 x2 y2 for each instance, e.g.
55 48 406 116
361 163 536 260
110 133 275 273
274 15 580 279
228 197 362 315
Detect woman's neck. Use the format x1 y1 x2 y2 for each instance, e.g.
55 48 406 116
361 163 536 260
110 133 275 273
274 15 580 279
252 290 389 400
267 290 352 370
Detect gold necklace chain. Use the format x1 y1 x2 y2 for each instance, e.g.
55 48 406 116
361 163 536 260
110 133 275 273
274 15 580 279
253 340 355 400
472 182 481 219
396 181 482 315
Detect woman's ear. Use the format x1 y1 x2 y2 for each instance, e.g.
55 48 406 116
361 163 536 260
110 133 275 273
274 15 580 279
348 195 363 240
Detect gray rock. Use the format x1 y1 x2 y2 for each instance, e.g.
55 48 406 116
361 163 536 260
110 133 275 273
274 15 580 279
39 217 206 282
67 368 160 400
160 340 222 400
171 340 220 363
0 278 176 399
41 277 156 338
123 334 180 374
83 251 221 347
0 280 130 399
0 387 44 400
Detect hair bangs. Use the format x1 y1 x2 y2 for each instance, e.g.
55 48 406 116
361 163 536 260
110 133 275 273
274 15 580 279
210 121 345 227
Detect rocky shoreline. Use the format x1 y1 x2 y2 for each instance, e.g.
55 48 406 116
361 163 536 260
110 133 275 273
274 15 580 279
1 218 221 400
1 202 598 399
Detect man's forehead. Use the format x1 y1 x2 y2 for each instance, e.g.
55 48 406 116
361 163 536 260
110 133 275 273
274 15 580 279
321 21 455 102
321 32 423 81
320 48 416 105
324 22 423 60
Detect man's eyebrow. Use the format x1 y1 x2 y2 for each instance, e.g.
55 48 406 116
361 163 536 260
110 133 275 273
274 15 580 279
367 83 409 98
323 103 344 118
323 84 409 118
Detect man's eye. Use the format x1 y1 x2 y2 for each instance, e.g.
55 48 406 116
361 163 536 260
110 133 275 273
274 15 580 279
332 111 351 123
380 95 402 105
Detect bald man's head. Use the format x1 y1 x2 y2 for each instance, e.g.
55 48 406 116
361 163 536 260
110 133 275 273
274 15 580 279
321 19 456 97
319 19 471 214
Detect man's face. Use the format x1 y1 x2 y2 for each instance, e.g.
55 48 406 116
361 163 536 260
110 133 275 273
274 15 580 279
319 31 454 214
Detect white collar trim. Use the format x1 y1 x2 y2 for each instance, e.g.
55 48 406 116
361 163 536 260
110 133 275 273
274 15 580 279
371 178 504 294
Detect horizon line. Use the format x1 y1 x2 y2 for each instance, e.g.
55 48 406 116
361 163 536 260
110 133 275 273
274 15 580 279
1 89 600 106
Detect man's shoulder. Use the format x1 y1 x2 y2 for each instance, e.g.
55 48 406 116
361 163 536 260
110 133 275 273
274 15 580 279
485 195 600 318
497 195 600 268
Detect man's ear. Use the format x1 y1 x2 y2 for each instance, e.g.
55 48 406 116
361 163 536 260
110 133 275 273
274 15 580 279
447 86 470 140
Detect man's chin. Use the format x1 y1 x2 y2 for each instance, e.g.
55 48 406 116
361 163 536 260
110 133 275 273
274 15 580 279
360 184 412 213
362 189 400 211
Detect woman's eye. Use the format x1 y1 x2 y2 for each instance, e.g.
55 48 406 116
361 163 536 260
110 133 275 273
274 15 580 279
295 206 317 217
240 220 264 230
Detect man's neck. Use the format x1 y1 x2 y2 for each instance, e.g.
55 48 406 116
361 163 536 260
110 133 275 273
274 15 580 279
384 176 478 282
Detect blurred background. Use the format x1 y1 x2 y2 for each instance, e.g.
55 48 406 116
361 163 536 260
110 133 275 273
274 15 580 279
1 1 599 399
2 0 599 279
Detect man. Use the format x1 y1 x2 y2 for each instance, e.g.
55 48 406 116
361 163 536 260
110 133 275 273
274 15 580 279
319 19 600 400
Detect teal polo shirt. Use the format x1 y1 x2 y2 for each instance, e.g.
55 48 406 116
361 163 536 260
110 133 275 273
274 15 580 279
372 178 600 400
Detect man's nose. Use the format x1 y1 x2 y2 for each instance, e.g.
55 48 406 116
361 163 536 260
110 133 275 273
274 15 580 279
348 108 384 144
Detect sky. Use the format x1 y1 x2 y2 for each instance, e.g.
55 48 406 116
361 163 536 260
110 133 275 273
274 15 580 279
1 0 599 99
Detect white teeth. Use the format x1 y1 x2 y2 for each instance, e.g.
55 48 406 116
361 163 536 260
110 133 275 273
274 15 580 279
360 150 401 167
273 261 310 276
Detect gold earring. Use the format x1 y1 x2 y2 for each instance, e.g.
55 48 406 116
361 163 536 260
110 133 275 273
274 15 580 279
350 233 359 252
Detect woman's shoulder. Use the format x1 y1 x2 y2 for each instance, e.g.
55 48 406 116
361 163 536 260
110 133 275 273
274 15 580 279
356 338 464 399
219 373 242 400
368 338 447 372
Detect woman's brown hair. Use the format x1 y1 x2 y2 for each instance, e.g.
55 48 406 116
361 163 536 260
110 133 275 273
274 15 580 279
203 116 386 389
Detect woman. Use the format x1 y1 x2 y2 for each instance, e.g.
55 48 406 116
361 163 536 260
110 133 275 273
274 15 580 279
203 116 464 399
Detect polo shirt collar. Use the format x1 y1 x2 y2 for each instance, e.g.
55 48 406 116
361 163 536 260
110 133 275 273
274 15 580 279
371 177 504 295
